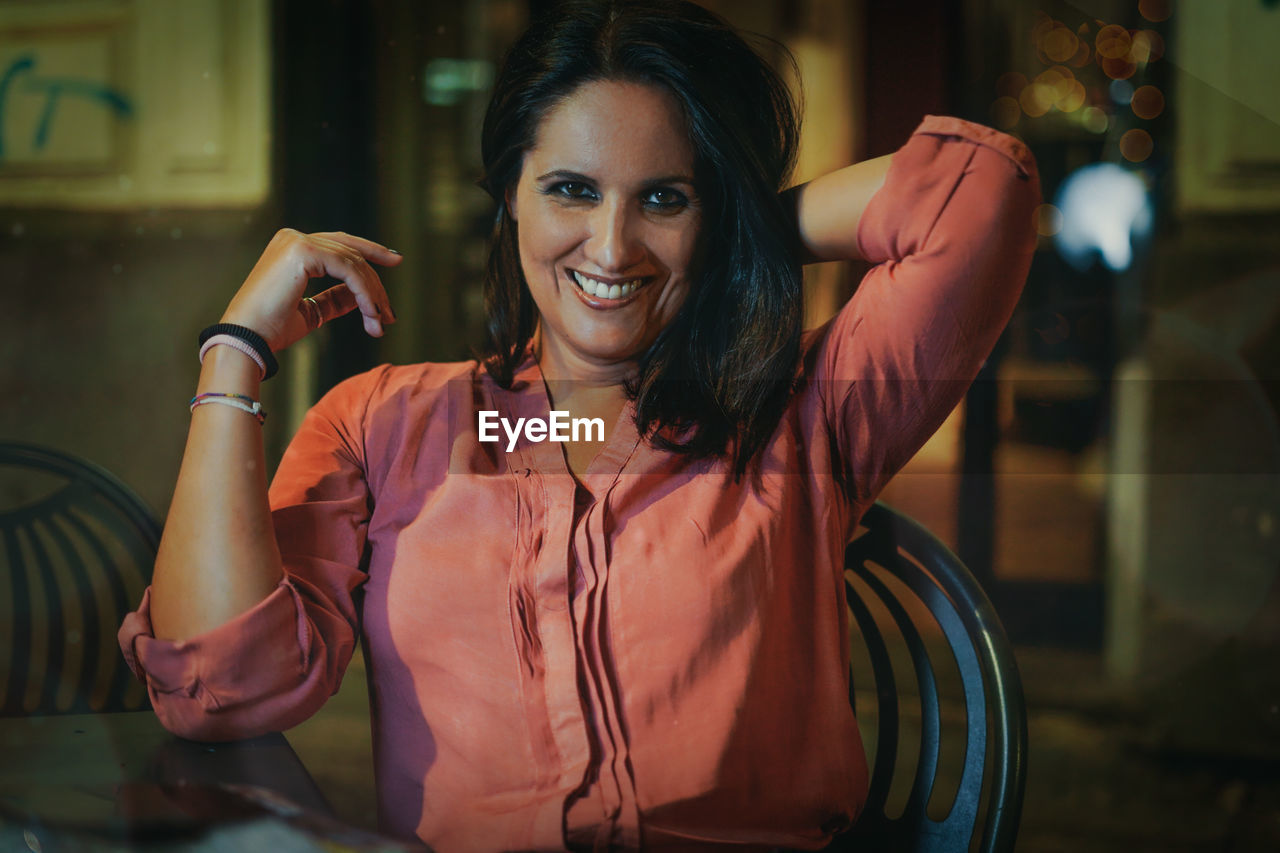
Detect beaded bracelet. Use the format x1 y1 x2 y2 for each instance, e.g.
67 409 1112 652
198 323 278 380
199 334 267 380
189 392 266 425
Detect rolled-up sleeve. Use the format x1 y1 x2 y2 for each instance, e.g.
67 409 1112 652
118 368 387 741
813 115 1040 503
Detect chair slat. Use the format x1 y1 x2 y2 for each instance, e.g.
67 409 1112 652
845 577 900 818
837 502 1027 853
853 564 948 827
873 509 1025 853
43 509 103 712
59 502 145 712
2 524 34 714
23 520 67 714
1 442 159 717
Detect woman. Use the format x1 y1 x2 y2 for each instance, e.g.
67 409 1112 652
120 0 1039 849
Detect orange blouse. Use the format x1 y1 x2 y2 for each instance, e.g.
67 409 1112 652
120 116 1038 852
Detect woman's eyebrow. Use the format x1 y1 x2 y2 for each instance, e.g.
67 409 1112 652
536 169 594 183
642 174 696 187
534 169 696 187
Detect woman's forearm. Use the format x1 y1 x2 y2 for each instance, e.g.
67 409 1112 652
149 345 285 642
784 153 895 265
147 230 398 643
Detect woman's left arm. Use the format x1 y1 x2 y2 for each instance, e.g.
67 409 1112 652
795 117 1041 504
783 153 895 264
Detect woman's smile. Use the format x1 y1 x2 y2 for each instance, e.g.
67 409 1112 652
508 79 701 380
566 269 648 304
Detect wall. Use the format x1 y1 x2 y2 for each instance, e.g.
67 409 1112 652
0 0 277 515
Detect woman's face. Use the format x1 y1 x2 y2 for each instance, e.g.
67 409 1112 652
509 79 701 378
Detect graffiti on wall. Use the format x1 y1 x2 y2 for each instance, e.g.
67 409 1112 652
0 52 132 162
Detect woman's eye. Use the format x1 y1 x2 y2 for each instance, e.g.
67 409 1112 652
550 181 596 200
644 188 688 211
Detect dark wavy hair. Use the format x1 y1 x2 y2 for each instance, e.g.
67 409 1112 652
477 0 802 474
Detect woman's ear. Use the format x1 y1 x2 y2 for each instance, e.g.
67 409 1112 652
505 186 518 222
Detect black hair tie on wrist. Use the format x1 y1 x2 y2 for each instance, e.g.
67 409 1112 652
198 323 280 380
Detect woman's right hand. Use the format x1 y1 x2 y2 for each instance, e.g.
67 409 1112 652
219 229 402 353
150 228 401 642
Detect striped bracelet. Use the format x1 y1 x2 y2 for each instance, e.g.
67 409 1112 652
199 334 267 380
198 323 279 380
189 392 266 425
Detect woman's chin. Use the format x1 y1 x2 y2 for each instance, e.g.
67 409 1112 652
543 333 652 373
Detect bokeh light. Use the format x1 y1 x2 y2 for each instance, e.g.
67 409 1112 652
1059 80 1086 112
1101 55 1137 80
1020 82 1053 117
1032 14 1061 66
1036 67 1071 101
1010 12 1164 129
1130 30 1165 63
1053 162 1153 272
996 71 1029 99
1069 29 1092 68
1138 0 1171 23
1043 25 1079 63
1035 203 1064 237
1081 106 1109 133
1130 85 1165 120
1095 25 1131 59
1120 128 1154 162
1031 13 1056 47
991 96 1021 129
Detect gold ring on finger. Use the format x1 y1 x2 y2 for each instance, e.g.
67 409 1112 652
300 295 323 330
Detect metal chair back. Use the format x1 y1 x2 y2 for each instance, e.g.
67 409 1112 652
836 501 1027 852
0 442 159 715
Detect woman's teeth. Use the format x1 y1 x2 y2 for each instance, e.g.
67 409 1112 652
571 270 640 300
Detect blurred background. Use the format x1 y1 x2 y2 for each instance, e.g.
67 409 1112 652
1 0 1277 849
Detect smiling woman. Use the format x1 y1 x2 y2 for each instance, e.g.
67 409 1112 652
479 1 807 476
117 0 1040 850
508 81 700 394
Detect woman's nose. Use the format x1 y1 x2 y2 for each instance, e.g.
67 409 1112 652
584 200 644 272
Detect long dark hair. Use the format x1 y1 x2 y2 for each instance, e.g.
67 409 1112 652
478 0 802 474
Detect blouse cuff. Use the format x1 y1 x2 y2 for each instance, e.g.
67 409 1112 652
913 115 1036 177
118 581 313 726
855 115 1037 265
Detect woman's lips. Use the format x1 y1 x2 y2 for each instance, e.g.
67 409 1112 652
567 269 649 307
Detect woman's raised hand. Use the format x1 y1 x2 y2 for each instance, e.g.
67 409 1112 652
150 231 400 641
220 229 401 353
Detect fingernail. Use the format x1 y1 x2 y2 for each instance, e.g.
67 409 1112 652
387 248 401 255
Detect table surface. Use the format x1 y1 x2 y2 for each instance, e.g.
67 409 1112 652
0 711 422 851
